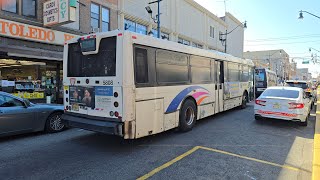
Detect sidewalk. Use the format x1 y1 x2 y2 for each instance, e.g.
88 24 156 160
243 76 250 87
312 87 320 180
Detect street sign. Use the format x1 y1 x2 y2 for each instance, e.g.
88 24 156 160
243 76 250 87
302 60 309 64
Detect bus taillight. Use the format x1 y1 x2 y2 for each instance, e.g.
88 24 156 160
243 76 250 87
115 111 119 117
114 101 119 107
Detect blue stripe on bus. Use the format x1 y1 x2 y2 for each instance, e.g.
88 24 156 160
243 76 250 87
165 86 208 114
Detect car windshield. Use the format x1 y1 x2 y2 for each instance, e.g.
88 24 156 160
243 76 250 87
286 82 308 89
261 89 300 98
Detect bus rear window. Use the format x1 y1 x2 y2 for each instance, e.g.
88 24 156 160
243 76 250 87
67 36 116 77
255 69 265 81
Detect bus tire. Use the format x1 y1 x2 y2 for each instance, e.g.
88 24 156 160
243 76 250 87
179 99 197 132
240 92 248 109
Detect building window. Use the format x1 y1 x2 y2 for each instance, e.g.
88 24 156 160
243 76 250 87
22 0 36 17
91 3 100 30
192 42 203 49
161 32 169 40
124 19 136 32
178 38 190 46
136 23 147 35
90 4 110 32
124 19 147 35
101 7 109 32
151 29 169 40
2 0 17 13
210 26 214 38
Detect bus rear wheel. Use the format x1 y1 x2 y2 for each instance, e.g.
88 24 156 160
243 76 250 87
179 99 197 132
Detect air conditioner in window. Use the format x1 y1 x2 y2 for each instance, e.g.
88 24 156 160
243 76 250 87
90 27 100 33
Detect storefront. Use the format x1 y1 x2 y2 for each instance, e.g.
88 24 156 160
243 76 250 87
0 18 77 104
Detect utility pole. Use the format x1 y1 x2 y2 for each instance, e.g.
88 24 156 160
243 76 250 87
147 0 162 38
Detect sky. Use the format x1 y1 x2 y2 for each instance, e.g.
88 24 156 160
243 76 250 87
194 0 320 77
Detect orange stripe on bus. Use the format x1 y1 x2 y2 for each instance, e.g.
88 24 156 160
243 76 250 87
197 96 208 105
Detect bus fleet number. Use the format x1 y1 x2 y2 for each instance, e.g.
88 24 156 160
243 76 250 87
104 80 113 85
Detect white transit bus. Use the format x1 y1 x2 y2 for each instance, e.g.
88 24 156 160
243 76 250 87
255 68 277 97
62 30 255 139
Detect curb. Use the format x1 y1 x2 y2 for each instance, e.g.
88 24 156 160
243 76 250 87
312 86 320 180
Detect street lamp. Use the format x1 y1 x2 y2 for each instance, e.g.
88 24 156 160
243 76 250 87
266 50 282 70
219 21 247 53
145 0 162 38
299 10 320 20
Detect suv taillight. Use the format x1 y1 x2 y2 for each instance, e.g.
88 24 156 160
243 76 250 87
288 102 304 109
255 99 266 106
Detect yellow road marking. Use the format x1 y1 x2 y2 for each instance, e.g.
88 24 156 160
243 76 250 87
136 146 200 180
199 146 300 172
313 134 320 180
137 146 302 180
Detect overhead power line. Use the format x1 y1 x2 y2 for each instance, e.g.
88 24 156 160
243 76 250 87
245 40 320 46
245 34 320 42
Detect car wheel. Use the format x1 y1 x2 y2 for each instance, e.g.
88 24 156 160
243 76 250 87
300 115 308 126
45 112 65 133
179 99 197 132
254 115 261 121
240 92 248 109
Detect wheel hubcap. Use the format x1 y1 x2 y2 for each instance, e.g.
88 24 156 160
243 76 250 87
50 115 64 131
185 107 195 126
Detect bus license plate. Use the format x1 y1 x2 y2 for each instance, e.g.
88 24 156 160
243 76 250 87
72 104 79 111
273 104 281 109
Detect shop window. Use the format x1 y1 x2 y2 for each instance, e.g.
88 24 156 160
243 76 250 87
2 0 17 13
101 7 109 32
22 0 36 17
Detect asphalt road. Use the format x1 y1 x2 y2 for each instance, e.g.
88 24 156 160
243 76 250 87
0 103 315 180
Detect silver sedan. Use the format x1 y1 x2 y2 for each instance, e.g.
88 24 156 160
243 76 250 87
0 91 65 137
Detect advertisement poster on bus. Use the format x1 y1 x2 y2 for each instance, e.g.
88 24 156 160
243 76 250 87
95 86 113 110
69 86 95 110
224 82 240 98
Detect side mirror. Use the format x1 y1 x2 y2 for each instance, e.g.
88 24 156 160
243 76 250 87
22 99 30 108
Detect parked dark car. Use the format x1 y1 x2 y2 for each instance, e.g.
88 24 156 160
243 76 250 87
0 91 65 137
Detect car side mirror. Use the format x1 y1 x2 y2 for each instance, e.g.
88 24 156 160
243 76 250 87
22 99 30 108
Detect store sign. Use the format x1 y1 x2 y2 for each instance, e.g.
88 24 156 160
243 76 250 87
12 92 45 99
43 0 76 26
0 18 77 45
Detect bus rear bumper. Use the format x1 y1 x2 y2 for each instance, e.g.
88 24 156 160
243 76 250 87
62 114 123 136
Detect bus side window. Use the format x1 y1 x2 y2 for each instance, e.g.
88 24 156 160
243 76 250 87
134 48 149 84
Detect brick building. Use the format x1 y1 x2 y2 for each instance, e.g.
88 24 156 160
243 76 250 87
0 0 118 103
